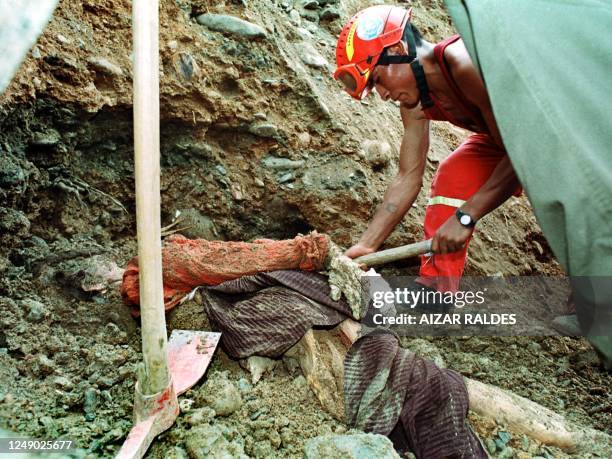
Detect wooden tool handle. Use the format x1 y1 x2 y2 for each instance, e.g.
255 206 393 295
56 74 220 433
354 239 432 267
133 0 169 395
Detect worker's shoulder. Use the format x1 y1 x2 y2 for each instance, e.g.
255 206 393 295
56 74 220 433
445 39 488 105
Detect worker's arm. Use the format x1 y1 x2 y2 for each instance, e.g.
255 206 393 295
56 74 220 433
432 58 521 254
346 105 430 258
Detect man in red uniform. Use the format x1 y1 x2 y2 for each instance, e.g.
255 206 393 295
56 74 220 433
334 5 521 292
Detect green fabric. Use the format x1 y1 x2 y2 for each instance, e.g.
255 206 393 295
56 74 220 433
445 0 612 368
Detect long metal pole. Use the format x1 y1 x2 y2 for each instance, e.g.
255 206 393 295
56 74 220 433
132 0 169 395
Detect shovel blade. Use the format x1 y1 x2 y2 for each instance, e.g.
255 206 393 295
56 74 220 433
168 329 221 395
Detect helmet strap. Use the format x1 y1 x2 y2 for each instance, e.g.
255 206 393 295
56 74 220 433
375 23 433 109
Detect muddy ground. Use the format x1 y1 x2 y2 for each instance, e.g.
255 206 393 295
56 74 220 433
0 0 609 457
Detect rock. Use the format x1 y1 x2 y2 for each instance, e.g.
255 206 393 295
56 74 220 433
253 112 267 120
56 34 71 45
261 156 305 170
215 165 227 175
297 131 311 147
484 438 497 455
173 52 199 80
196 14 267 39
301 0 319 9
304 433 400 458
254 177 265 187
289 9 301 27
360 139 393 167
301 9 320 23
249 122 278 138
83 387 97 420
53 376 74 391
186 407 216 426
173 209 219 240
319 6 341 21
31 354 55 376
86 57 124 77
30 129 61 146
205 379 242 416
21 299 47 323
297 42 328 68
240 356 277 384
184 424 248 458
277 172 295 184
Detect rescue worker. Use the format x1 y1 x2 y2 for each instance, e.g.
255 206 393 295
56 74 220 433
334 5 521 293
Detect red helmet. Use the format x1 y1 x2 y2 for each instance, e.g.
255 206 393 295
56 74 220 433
334 5 413 99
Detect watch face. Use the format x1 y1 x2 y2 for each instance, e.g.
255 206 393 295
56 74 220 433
460 214 471 226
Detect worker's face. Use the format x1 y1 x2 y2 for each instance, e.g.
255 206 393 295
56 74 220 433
370 43 419 107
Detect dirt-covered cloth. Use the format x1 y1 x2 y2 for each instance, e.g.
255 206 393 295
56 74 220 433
345 329 487 458
202 270 353 358
121 232 330 314
201 270 486 458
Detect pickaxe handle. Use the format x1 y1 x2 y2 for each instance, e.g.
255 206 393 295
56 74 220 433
354 239 433 267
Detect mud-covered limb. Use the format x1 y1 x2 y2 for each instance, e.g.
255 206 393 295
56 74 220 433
465 378 611 453
336 319 611 453
325 241 368 320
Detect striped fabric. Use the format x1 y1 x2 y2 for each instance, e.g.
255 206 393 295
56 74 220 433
345 329 487 458
202 270 352 358
201 270 486 458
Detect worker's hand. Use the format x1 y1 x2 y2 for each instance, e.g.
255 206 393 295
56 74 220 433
432 216 473 254
344 243 376 259
344 243 376 271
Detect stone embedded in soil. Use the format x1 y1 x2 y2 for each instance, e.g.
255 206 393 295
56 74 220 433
173 52 199 81
86 57 124 77
185 424 248 458
83 387 97 419
196 14 267 39
204 379 243 416
21 299 48 323
31 354 55 376
301 0 320 9
297 42 328 69
187 406 216 426
52 376 74 391
261 155 305 170
360 139 393 168
173 208 219 240
30 129 61 146
248 122 278 138
289 9 301 26
319 6 341 21
240 355 278 384
304 432 400 458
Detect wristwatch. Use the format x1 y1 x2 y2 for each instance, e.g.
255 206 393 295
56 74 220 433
455 208 476 228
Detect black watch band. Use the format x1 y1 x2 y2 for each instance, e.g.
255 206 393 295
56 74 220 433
455 208 476 228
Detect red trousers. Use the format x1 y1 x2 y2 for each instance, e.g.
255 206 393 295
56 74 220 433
417 134 521 292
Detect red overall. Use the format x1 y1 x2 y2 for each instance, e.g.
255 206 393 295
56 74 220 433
416 35 521 292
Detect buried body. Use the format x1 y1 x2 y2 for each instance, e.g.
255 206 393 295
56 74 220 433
118 233 610 457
